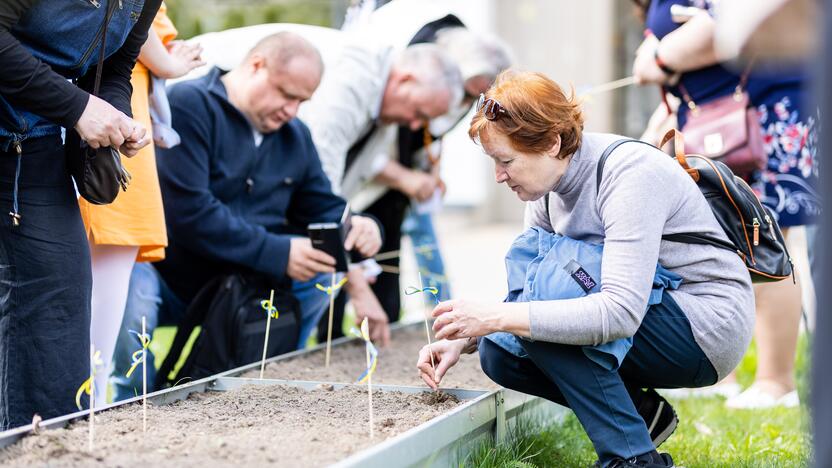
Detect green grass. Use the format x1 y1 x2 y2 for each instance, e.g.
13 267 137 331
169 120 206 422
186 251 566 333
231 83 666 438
461 336 812 468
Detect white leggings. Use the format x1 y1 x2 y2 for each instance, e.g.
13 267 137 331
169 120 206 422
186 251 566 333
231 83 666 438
89 243 138 406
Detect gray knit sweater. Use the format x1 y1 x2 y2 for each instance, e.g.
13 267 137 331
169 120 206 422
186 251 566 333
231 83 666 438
524 132 755 379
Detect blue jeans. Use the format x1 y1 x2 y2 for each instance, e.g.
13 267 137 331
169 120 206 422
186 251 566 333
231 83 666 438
401 210 451 303
111 263 334 401
479 294 717 466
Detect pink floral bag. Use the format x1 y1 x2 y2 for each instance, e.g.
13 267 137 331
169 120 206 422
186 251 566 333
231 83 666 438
677 71 768 175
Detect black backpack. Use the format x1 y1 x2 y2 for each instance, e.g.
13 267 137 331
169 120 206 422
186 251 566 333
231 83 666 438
155 274 300 389
591 129 793 283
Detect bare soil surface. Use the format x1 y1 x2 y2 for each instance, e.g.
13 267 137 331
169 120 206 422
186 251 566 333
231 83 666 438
246 325 499 390
0 384 463 467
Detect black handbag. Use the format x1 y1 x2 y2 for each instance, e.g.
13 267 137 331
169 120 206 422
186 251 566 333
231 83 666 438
66 0 131 205
155 274 301 389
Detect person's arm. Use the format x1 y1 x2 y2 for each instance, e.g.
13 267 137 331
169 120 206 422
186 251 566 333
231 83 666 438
633 13 719 85
525 155 674 345
656 12 719 73
138 33 204 79
373 159 438 201
158 85 293 278
0 0 90 129
76 0 162 120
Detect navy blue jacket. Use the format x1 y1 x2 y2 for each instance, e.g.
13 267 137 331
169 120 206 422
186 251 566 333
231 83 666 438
155 68 348 301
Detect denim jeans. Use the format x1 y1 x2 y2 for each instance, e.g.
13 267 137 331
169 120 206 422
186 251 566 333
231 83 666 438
0 135 92 429
111 263 334 401
479 293 717 466
401 209 451 303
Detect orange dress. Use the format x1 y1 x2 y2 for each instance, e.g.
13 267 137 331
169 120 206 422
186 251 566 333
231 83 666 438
79 5 177 263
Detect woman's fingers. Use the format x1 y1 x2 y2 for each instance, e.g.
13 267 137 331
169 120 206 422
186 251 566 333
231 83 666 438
431 300 455 318
416 348 438 390
435 322 461 341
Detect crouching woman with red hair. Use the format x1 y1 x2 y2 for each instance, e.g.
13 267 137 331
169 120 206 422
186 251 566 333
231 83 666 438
416 70 754 468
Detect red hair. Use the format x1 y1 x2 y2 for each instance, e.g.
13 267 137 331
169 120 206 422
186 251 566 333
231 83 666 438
469 70 584 159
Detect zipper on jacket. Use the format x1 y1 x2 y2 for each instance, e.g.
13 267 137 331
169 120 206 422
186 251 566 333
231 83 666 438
74 3 112 70
90 0 101 7
752 218 760 246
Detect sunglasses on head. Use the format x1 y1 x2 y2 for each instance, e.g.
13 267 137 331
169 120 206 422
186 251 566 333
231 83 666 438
476 93 507 121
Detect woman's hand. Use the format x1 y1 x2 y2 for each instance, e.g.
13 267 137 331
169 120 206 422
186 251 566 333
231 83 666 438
431 300 499 340
633 34 672 85
416 338 469 390
432 300 531 341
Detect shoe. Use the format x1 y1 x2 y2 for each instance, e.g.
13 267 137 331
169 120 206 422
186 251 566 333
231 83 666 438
636 389 678 448
593 451 675 467
725 384 800 409
660 382 741 399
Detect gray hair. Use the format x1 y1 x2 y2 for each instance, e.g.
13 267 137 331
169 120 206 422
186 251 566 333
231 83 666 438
395 43 464 108
246 31 324 74
435 27 513 83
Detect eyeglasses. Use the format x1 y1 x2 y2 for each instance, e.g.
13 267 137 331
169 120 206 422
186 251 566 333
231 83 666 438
476 93 507 121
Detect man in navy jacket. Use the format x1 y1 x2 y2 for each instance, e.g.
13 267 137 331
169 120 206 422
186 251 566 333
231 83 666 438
111 32 386 400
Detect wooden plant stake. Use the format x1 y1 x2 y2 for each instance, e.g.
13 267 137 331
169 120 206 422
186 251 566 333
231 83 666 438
316 275 347 368
404 274 441 386
259 290 278 379
325 272 336 368
141 316 147 433
125 321 152 434
352 318 378 439
76 345 102 452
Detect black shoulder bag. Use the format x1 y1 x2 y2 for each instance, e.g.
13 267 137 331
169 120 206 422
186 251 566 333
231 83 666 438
155 274 301 389
66 0 131 205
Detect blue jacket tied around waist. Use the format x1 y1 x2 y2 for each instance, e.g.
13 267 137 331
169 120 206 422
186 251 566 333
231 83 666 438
485 226 682 370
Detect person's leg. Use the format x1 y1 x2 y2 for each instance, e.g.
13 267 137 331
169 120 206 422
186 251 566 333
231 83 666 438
478 338 567 404
367 191 407 323
110 262 186 401
402 210 451 303
89 244 138 406
726 227 802 407
518 294 715 466
0 136 92 429
292 272 345 350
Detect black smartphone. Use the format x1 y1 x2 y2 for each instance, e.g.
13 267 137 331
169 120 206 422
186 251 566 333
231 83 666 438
307 204 352 272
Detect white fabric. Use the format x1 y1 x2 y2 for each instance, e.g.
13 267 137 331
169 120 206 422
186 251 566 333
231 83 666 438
89 244 139 407
298 42 396 198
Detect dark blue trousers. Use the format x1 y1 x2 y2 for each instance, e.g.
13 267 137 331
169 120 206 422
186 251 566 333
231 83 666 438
479 294 717 465
0 135 92 430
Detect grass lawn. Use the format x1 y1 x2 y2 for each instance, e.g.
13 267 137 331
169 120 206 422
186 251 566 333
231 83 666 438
462 335 812 467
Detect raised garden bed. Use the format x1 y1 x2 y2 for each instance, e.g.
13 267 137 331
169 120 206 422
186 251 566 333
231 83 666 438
241 323 499 390
0 378 487 467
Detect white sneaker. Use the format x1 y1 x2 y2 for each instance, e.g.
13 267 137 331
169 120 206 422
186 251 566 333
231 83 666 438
725 385 800 409
660 382 742 399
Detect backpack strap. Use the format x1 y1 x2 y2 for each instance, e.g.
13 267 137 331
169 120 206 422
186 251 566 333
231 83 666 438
593 137 738 253
662 232 738 254
595 138 656 193
155 275 225 388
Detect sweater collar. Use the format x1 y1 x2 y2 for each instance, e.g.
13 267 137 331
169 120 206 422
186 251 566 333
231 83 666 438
550 138 587 196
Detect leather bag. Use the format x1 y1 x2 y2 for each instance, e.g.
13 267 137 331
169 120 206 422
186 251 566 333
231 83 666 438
677 71 767 175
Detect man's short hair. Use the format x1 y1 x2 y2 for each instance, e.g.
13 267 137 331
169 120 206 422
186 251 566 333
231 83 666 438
435 27 513 83
395 43 464 108
246 31 324 74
